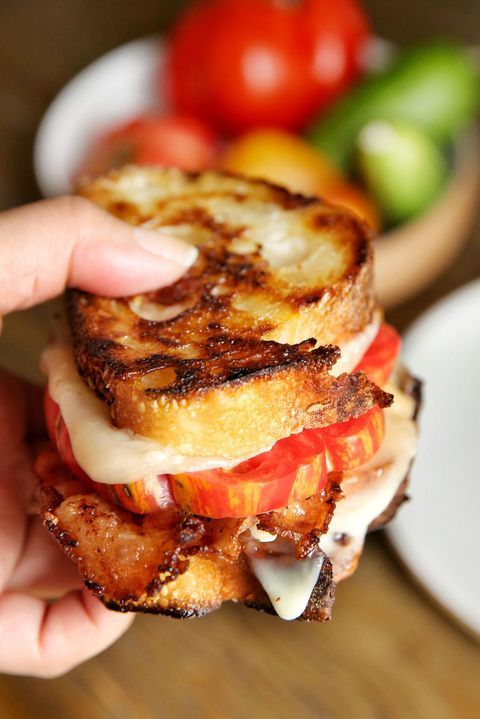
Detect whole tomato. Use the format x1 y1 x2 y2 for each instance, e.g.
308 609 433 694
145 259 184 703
165 0 371 135
221 128 342 196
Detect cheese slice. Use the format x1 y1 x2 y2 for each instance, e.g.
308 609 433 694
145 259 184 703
42 343 260 484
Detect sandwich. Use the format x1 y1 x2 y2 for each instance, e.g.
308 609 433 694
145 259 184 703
36 166 420 621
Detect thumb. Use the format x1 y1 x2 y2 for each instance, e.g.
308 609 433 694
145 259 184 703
0 195 198 316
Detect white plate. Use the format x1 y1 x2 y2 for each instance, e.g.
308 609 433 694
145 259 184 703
387 280 480 637
34 37 162 197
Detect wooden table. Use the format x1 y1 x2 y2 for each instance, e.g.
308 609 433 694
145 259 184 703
0 2 479 717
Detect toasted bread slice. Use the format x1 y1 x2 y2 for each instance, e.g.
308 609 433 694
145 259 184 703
71 167 387 457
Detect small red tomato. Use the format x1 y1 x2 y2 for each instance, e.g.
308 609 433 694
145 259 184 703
77 114 219 178
165 0 371 135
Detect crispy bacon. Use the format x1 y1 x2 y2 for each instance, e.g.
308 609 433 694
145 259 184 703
36 448 338 620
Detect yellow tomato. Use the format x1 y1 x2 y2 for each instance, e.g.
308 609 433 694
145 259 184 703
221 128 342 196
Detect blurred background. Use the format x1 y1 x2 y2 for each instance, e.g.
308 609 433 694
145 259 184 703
1 1 480 717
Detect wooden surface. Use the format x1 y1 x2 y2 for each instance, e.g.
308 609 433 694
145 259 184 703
0 2 480 717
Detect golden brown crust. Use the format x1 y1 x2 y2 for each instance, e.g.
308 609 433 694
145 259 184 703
70 167 383 457
36 448 339 621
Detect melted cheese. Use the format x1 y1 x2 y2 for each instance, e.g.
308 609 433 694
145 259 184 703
321 387 417 580
331 315 380 376
246 520 277 543
42 343 263 484
247 540 324 621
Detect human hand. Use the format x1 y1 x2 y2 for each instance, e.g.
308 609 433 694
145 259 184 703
0 196 197 677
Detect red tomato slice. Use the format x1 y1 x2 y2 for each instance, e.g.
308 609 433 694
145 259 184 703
355 323 401 386
171 431 328 518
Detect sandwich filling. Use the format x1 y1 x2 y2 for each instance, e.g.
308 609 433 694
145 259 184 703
39 322 416 621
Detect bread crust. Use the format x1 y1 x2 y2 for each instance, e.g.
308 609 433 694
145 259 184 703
71 167 383 457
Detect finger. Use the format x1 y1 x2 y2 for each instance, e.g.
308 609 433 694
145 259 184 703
0 375 34 591
0 195 198 315
0 589 134 677
6 516 83 597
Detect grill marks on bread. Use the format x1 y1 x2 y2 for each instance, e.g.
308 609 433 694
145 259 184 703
71 168 387 457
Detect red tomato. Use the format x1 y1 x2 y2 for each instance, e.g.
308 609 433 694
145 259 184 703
355 323 402 386
77 114 218 178
165 0 371 135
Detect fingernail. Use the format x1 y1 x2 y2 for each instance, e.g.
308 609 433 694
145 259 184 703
133 228 198 268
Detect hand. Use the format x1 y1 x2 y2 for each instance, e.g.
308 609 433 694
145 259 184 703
0 196 197 677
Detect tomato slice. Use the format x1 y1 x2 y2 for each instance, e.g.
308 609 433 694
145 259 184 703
171 432 327 518
44 389 328 518
355 323 401 387
44 387 384 519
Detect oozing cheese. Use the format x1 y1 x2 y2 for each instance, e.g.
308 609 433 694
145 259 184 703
245 537 325 621
321 386 417 580
41 317 378 486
